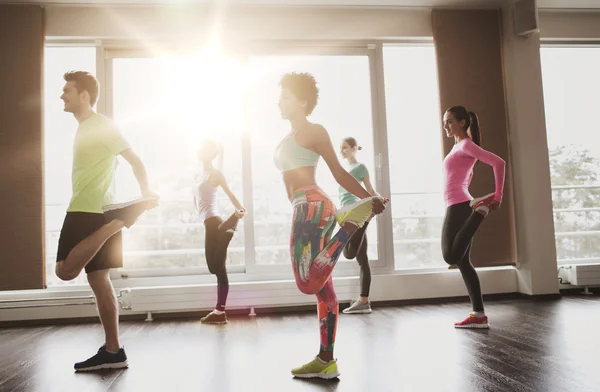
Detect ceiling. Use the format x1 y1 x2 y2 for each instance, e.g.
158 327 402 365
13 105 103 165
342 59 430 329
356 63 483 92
1 0 599 9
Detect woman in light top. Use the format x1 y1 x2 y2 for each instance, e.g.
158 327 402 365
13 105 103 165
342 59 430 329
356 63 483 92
339 137 378 315
274 72 386 379
441 106 505 329
194 139 245 325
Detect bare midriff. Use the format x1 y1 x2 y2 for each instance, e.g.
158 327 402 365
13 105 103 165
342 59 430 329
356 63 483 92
282 167 318 200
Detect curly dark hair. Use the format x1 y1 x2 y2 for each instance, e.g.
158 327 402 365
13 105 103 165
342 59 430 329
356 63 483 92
279 72 319 116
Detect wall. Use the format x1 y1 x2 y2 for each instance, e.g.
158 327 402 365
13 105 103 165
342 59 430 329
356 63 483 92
432 9 516 268
0 5 46 291
539 10 600 40
501 3 559 295
45 5 432 40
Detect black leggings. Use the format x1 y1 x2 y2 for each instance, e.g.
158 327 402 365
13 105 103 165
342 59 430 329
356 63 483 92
441 202 485 312
343 221 371 298
204 216 234 311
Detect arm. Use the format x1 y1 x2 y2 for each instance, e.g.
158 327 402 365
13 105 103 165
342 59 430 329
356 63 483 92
215 170 245 214
358 164 379 196
362 176 379 197
104 123 156 199
119 148 155 197
309 125 371 199
462 140 506 203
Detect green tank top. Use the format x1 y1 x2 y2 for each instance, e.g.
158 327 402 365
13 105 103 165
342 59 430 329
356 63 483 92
339 163 369 206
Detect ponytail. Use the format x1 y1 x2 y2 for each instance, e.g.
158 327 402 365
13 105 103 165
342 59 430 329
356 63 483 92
446 106 482 147
467 111 481 147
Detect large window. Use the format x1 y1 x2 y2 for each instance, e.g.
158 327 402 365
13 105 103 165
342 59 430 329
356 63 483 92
541 46 600 265
109 51 379 273
382 45 446 269
43 42 453 286
44 46 97 286
111 55 245 271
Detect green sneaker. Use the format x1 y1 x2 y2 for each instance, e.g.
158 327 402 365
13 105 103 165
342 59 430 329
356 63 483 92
291 356 340 379
335 197 382 228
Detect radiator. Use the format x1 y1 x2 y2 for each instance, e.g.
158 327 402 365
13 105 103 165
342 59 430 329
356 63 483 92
0 268 518 322
558 264 600 287
118 279 362 314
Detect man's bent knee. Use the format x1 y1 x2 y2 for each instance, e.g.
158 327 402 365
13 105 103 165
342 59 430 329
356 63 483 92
55 261 79 281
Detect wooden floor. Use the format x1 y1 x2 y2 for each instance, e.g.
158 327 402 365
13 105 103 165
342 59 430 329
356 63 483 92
1 295 599 392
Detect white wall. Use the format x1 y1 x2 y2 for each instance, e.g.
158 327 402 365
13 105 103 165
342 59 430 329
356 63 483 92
539 10 600 40
45 6 432 40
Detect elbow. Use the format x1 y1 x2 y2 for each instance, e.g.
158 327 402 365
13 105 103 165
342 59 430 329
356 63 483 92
499 157 506 169
333 170 347 186
492 155 505 169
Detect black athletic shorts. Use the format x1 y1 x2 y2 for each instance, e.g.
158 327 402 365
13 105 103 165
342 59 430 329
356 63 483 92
56 212 123 274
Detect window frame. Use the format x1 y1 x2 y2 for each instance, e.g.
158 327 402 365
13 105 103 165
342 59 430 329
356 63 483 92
101 41 392 280
540 41 600 266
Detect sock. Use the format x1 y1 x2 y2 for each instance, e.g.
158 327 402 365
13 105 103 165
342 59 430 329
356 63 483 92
316 356 328 364
475 206 490 216
472 311 485 318
105 348 119 354
214 309 225 315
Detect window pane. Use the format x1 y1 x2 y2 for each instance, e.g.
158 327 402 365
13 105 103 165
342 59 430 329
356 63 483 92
44 47 96 286
383 45 446 269
112 56 245 270
246 54 379 265
541 47 600 265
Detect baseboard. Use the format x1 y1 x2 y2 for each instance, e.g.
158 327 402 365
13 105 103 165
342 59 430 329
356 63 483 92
517 292 563 300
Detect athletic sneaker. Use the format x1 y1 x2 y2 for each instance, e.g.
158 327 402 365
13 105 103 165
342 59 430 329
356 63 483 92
102 197 158 228
336 197 384 228
454 313 489 329
74 345 128 372
291 356 340 379
201 310 228 324
342 299 372 314
218 212 240 233
469 193 495 211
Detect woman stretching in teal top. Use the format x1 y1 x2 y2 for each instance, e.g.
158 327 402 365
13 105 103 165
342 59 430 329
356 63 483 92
339 137 378 315
274 72 387 380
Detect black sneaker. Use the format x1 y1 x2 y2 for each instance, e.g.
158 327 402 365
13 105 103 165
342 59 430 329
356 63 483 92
218 212 240 233
201 310 228 324
102 197 158 228
74 345 128 372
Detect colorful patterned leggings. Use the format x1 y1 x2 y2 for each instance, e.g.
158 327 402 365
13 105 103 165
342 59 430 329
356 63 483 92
290 186 352 354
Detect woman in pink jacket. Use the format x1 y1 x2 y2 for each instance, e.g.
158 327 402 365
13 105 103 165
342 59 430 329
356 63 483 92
441 106 505 329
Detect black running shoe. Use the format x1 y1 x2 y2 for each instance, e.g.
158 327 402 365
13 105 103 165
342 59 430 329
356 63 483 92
102 197 158 228
218 212 240 233
74 345 128 372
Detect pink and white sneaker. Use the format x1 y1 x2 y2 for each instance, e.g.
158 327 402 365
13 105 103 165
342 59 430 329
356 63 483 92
469 193 495 214
454 313 489 329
